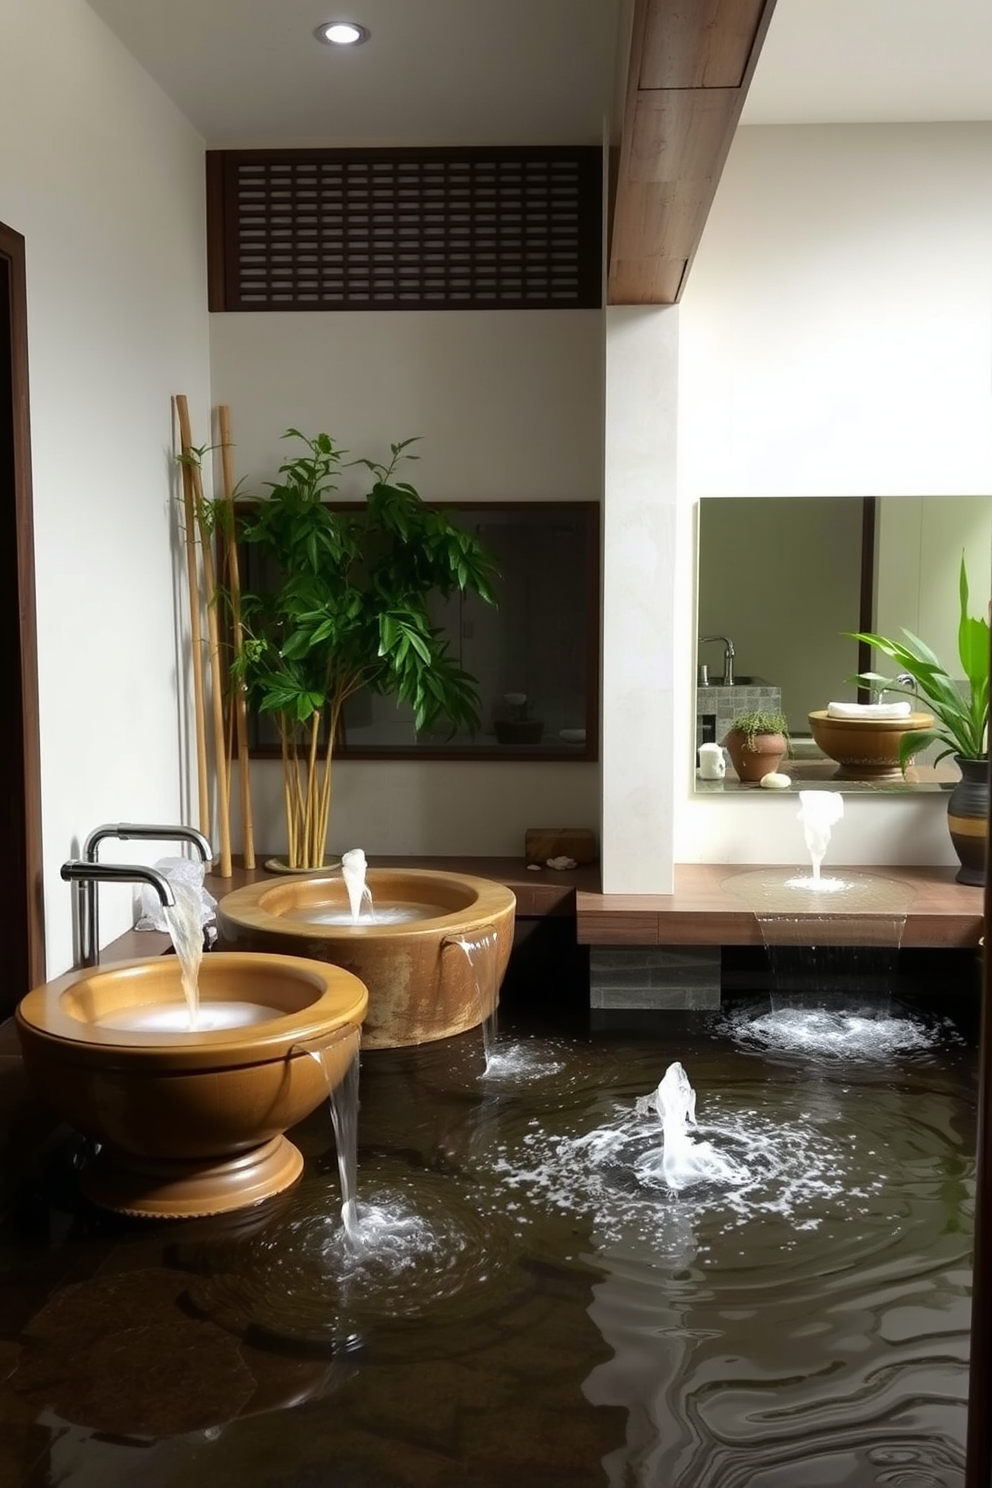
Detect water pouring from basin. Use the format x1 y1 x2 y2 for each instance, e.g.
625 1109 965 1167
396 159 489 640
724 791 914 1019
299 1026 363 1243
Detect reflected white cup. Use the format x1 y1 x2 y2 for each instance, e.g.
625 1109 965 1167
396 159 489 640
698 742 726 779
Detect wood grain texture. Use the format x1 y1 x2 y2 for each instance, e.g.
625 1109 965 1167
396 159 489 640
577 864 984 948
609 0 778 305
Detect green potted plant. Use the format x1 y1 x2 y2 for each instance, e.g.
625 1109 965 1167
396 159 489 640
846 553 990 885
723 709 790 783
231 430 497 871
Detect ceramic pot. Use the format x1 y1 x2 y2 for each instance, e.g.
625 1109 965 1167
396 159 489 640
947 754 989 887
807 709 934 782
724 729 788 783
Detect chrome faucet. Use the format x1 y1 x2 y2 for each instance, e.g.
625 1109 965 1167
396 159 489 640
83 822 213 866
67 822 213 968
61 860 176 969
698 635 736 687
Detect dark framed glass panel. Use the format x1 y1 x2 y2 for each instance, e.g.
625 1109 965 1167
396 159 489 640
241 501 599 762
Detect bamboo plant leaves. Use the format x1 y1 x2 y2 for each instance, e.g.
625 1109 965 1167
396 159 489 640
231 429 498 740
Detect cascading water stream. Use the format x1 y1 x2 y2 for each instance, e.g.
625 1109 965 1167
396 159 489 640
724 790 915 1033
163 879 207 1029
299 1026 363 1244
449 931 500 1071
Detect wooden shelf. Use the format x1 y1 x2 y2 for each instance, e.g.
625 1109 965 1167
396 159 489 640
577 864 984 949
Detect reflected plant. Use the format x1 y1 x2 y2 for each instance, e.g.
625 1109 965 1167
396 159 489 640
846 555 990 767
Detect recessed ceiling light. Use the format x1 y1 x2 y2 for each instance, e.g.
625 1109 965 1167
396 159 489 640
315 20 370 46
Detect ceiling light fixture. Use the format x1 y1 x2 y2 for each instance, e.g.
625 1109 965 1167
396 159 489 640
315 20 370 46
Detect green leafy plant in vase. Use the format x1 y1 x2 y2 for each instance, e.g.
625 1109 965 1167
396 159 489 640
231 430 497 871
723 708 790 783
845 554 990 885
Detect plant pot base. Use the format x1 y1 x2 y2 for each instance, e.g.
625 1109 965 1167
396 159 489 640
947 755 988 888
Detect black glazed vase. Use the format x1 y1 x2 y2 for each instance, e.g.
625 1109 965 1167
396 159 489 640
947 754 989 887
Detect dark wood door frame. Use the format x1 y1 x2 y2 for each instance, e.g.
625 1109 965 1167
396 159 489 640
0 220 45 1005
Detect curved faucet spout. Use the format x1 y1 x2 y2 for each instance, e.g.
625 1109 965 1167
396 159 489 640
61 859 177 970
83 822 213 864
698 635 736 687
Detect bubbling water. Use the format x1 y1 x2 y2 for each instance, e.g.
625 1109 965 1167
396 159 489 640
296 902 449 926
94 1001 283 1032
340 847 373 923
797 789 844 886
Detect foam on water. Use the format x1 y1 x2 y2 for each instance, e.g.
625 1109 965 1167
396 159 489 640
721 1004 956 1061
294 901 448 926
94 1000 283 1032
481 1041 568 1081
487 1068 881 1254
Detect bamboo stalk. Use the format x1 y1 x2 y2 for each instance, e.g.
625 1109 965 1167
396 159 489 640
280 728 297 868
305 713 322 868
173 397 210 840
176 395 233 878
218 405 255 867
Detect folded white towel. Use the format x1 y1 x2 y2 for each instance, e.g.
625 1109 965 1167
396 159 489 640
826 700 913 720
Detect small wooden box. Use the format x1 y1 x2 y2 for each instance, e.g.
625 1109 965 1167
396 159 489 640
524 828 599 866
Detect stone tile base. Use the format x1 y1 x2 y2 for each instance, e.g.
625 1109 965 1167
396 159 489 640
589 946 721 1010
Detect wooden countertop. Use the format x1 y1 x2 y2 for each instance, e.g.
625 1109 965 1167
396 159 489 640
576 863 984 948
101 855 603 963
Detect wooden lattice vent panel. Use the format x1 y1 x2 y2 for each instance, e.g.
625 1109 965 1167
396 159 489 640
207 147 602 312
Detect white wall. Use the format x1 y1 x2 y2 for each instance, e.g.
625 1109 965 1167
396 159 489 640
209 310 603 858
1 0 211 972
673 123 992 868
209 306 606 857
601 305 680 893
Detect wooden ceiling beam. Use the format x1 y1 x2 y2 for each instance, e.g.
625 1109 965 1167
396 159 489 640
608 0 778 305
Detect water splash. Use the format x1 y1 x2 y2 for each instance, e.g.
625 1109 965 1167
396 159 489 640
340 847 373 923
797 790 844 886
635 1061 743 1190
720 1003 958 1063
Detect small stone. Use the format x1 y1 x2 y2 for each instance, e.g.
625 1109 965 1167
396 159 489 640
759 772 792 790
546 855 578 870
527 864 543 872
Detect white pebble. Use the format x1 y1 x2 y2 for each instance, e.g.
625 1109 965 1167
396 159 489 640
759 772 792 790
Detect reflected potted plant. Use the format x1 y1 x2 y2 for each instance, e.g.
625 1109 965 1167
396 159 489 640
494 692 543 746
723 709 790 783
846 554 990 886
231 430 497 871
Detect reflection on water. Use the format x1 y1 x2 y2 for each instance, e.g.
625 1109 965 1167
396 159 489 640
0 990 977 1487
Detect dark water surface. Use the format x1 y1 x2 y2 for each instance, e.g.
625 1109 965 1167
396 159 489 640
0 982 978 1488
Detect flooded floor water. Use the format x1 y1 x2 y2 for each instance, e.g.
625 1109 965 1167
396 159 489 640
0 955 980 1488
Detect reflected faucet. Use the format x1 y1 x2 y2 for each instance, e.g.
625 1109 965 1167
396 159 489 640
698 635 736 686
68 822 213 968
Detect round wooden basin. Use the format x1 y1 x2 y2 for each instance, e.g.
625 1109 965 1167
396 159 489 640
215 868 517 1050
15 952 368 1219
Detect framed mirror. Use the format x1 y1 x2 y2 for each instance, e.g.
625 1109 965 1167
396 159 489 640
243 501 600 762
695 495 992 793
